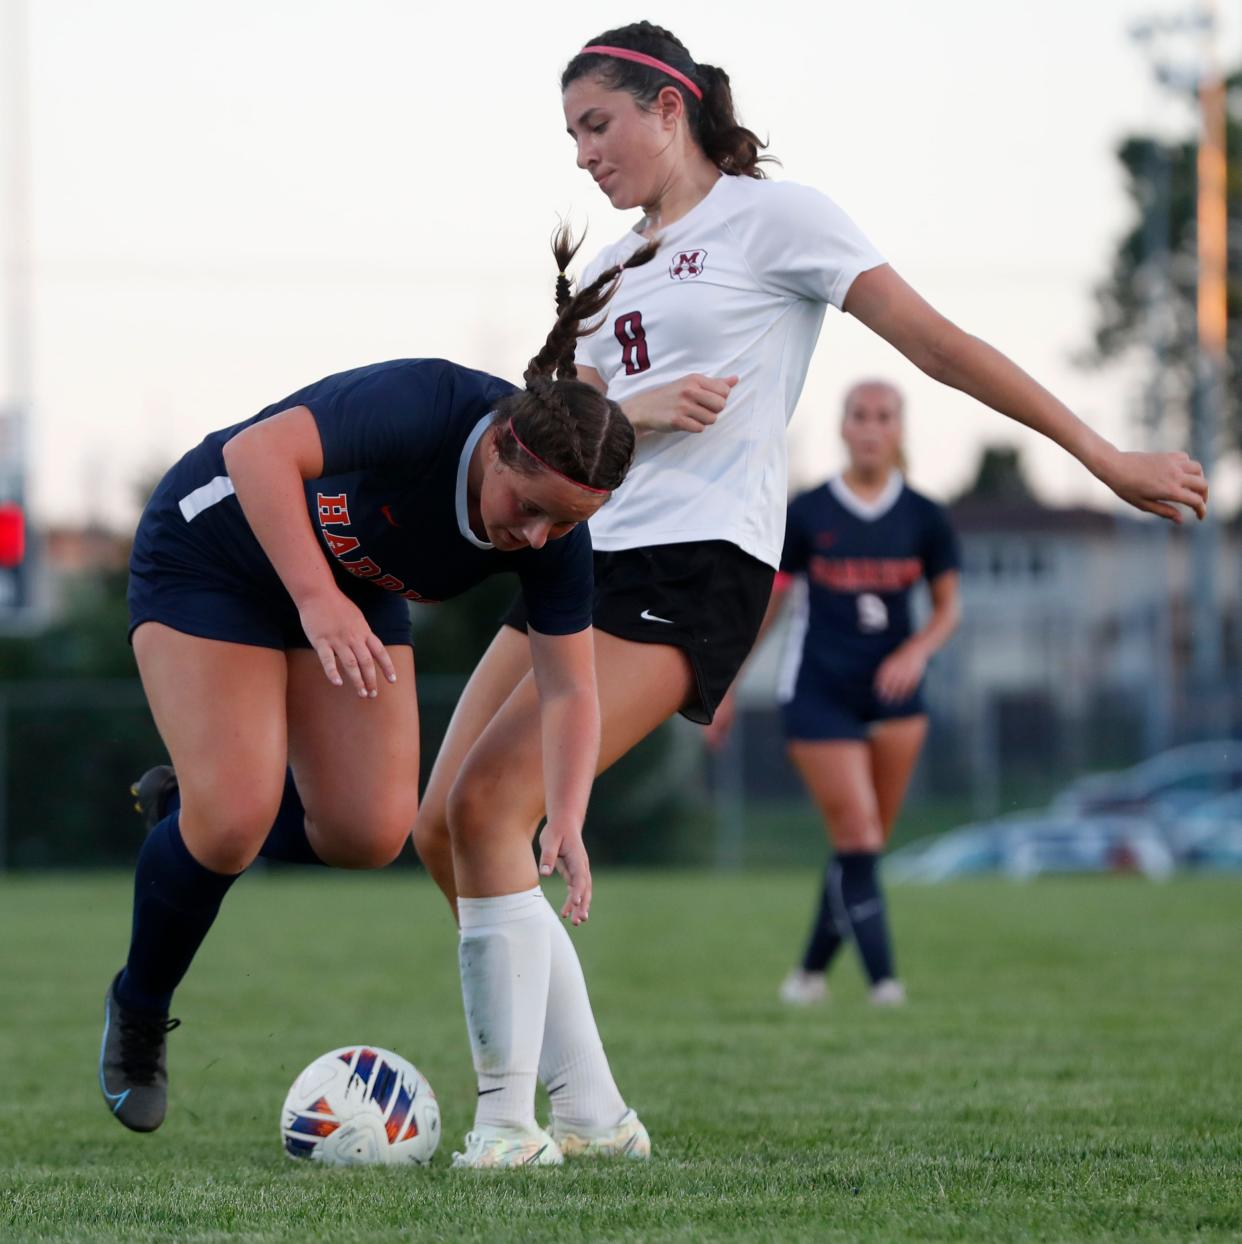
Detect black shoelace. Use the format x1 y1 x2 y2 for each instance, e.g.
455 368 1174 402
118 1012 181 1084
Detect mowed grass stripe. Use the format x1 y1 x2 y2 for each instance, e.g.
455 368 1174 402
1 871 1238 1242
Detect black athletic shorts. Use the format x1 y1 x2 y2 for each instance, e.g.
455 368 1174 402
501 540 774 724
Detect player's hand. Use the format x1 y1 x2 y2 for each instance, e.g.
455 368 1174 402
622 373 738 435
297 589 398 697
538 821 592 925
1095 449 1208 524
874 643 928 704
702 686 738 751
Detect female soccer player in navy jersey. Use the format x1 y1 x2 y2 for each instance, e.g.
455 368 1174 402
97 234 653 1144
409 23 1207 1167
713 380 960 1007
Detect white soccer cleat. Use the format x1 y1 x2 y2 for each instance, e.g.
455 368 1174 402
869 978 907 1007
778 969 828 1006
450 1124 564 1169
550 1108 651 1160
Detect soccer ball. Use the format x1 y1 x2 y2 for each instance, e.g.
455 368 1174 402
281 1045 440 1166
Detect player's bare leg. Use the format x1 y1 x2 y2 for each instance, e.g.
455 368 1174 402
785 739 903 1004
285 646 419 869
102 624 288 1132
447 632 691 1166
412 625 533 911
134 625 290 872
869 715 930 844
788 740 884 853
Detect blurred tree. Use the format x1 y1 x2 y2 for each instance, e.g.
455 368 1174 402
954 445 1037 503
1089 69 1242 448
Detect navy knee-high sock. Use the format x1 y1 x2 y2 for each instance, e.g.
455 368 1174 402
116 813 242 1013
166 769 324 866
835 851 895 985
800 859 847 973
258 769 326 865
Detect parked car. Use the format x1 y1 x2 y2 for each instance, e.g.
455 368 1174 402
884 825 1004 883
1162 790 1242 868
1051 740 1242 819
1157 787 1242 856
1190 824 1242 871
887 811 1174 882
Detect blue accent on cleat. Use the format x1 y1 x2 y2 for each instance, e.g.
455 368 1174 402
98 972 179 1133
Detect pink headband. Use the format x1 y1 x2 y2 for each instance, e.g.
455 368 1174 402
508 417 610 496
579 44 703 101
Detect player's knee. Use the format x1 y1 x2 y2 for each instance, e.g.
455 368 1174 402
180 788 280 873
316 796 417 869
445 767 503 848
828 809 884 854
342 832 407 870
412 806 450 868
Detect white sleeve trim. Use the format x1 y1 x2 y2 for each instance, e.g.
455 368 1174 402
178 474 236 522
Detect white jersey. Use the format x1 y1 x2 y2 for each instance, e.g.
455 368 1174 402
578 174 885 569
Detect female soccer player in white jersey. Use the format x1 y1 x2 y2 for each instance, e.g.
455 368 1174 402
411 23 1208 1166
98 235 652 1144
710 381 961 1008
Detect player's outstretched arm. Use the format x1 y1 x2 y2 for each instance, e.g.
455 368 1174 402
527 626 600 925
222 406 397 696
843 265 1209 524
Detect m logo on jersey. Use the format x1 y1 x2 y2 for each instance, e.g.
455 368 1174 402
669 249 707 280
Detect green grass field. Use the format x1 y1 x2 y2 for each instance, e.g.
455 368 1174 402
2 870 1239 1243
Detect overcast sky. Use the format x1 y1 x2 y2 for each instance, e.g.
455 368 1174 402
1 0 1239 528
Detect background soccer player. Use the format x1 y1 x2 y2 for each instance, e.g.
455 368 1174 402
711 380 960 1006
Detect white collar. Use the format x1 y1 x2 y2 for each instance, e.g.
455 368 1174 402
456 416 494 550
828 471 904 522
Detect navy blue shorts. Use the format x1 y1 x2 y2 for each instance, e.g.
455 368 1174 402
128 487 413 652
781 667 926 742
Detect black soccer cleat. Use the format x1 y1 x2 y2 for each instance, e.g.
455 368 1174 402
98 972 181 1133
130 765 178 832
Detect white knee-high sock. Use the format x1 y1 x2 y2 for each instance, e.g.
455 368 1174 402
540 913 628 1130
458 887 552 1132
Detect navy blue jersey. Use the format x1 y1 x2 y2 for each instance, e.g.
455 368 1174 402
140 359 594 636
780 475 959 678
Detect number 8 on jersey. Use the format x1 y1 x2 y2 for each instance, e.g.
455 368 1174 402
614 312 651 376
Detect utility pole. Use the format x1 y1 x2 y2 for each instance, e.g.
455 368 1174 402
1 0 32 619
1130 5 1229 738
1190 0 1227 728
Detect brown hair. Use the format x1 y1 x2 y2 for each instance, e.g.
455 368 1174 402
492 225 657 492
562 22 775 179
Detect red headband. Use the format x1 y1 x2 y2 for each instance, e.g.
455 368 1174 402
507 417 610 496
579 44 703 101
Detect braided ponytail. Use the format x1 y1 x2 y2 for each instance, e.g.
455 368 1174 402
563 23 776 179
551 220 583 317
491 228 656 494
523 227 657 387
